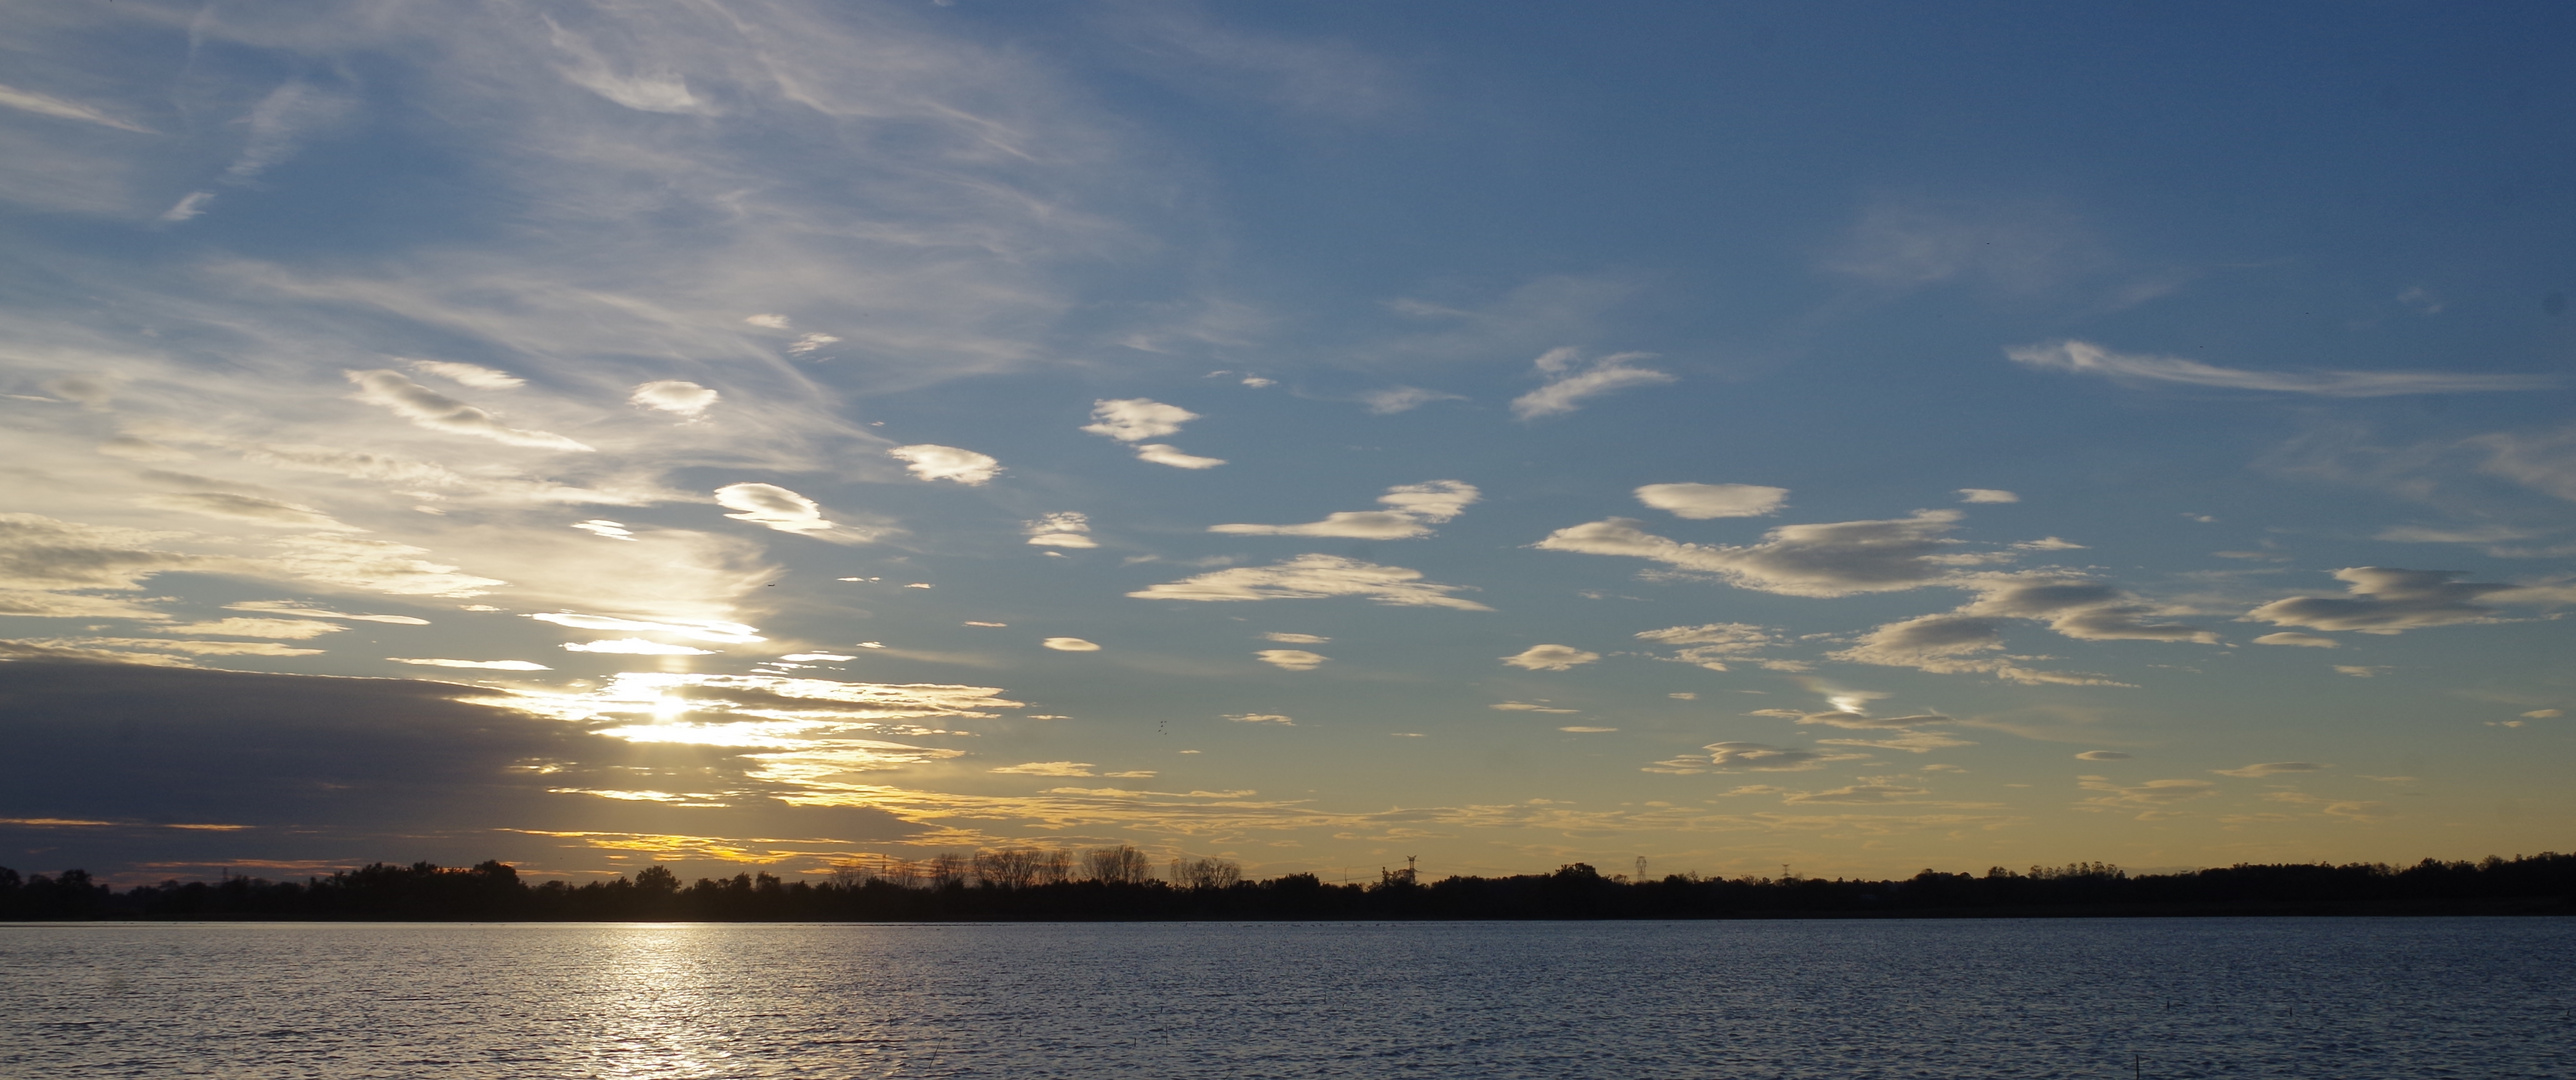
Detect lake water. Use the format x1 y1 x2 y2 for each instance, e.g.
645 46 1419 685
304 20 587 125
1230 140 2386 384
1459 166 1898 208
2 918 2569 1078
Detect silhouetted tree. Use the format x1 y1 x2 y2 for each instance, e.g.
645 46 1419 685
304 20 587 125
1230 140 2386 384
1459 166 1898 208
1082 844 1154 884
1170 856 1243 890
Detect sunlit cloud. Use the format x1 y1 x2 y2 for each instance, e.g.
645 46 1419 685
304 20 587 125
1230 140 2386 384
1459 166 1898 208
1501 644 1599 671
2075 750 2131 761
1957 488 2019 504
1634 483 1788 519
1536 509 1977 597
224 601 429 625
130 492 355 531
714 482 841 537
1129 554 1491 610
1082 398 1198 442
1511 347 1675 419
630 380 720 418
1644 742 1857 774
410 360 524 390
2245 567 2559 634
1132 443 1227 469
1634 622 1786 672
162 617 344 639
2253 631 2338 648
992 761 1106 776
1042 637 1102 652
1210 480 1478 539
1227 713 1295 725
1263 632 1328 644
562 638 715 655
0 81 155 132
2213 761 2327 778
1491 702 1578 713
889 444 1002 486
1025 512 1097 549
390 657 551 670
524 612 764 644
346 369 594 451
570 519 636 541
1255 649 1327 670
2008 340 2556 397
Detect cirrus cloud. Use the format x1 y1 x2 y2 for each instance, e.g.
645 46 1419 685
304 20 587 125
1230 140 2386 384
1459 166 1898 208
2008 340 2556 397
1129 554 1490 610
346 370 592 451
1211 480 1478 539
1511 347 1676 419
1535 509 1974 598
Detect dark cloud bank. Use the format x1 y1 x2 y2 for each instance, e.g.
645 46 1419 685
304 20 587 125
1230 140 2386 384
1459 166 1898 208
0 662 915 880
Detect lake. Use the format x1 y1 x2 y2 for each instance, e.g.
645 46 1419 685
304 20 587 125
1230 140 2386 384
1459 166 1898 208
3 918 2569 1078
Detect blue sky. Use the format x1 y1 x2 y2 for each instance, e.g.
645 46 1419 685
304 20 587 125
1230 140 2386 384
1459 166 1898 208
3 1 2572 884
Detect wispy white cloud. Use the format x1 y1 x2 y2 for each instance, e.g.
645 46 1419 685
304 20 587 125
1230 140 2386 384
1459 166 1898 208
1634 483 1788 519
1957 488 2018 504
1255 649 1327 671
159 192 214 222
1210 480 1478 539
1646 742 1855 774
1357 386 1463 414
2009 340 2556 397
1132 443 1227 470
0 82 154 133
1083 398 1198 442
1227 713 1296 725
992 761 1104 777
1025 512 1097 549
1042 637 1102 652
2214 761 2327 778
1634 623 1790 672
162 617 344 640
2252 631 2338 648
348 370 594 451
1535 509 1975 598
1501 644 1599 671
1129 554 1490 610
525 612 763 645
2245 567 2554 634
390 657 550 671
1510 347 1675 419
630 380 719 418
888 444 1001 486
1262 632 1328 644
224 601 428 625
411 360 525 390
713 483 845 538
562 638 715 655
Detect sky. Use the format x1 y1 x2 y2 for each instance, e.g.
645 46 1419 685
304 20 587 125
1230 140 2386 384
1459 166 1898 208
3 1 2573 886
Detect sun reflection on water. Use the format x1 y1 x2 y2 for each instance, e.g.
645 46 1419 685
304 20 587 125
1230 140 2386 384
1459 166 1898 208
567 926 744 1079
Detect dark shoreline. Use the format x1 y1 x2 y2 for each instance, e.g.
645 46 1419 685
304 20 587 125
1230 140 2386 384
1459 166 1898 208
8 853 2571 922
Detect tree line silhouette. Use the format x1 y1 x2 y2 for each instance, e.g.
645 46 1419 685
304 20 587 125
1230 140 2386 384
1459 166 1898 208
4 846 2570 921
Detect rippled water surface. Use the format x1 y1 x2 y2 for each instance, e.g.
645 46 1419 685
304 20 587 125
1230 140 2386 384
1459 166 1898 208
3 918 2570 1078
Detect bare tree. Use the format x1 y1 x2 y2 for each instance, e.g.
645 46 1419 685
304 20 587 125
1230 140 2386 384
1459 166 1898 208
1082 844 1154 885
1037 848 1073 885
1169 856 1242 890
973 849 1047 890
928 852 970 889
